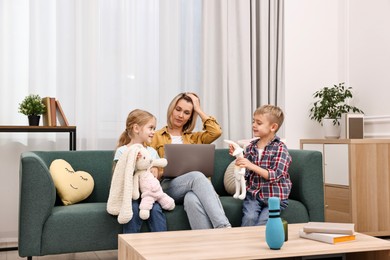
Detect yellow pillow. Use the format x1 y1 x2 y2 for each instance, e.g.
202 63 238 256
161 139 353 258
50 159 94 205
223 160 236 195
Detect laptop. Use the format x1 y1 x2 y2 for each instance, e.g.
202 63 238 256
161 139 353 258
163 144 215 178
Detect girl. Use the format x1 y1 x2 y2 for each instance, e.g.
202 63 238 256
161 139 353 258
113 109 167 233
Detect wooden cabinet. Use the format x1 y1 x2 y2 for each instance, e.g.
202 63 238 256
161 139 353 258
301 139 390 236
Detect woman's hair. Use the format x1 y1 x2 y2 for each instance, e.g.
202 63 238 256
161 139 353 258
166 92 199 133
116 109 156 148
254 104 284 131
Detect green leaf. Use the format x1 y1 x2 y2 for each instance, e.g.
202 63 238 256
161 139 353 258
18 94 46 116
308 82 364 124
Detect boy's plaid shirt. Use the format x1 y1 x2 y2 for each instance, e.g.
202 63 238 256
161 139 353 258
244 136 292 201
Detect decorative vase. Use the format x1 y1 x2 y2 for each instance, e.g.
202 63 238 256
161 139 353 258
265 197 285 250
28 115 40 126
322 118 341 139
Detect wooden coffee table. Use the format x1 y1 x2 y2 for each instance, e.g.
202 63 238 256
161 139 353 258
118 223 390 259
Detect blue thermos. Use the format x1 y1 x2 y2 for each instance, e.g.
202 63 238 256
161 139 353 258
265 197 285 250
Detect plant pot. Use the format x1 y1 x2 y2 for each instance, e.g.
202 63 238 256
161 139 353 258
322 118 341 139
28 115 41 126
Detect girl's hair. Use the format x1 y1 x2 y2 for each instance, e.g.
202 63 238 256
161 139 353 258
166 92 199 133
254 104 284 131
116 109 156 148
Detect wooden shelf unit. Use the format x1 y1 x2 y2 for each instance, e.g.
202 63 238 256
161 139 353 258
0 126 76 150
300 139 390 236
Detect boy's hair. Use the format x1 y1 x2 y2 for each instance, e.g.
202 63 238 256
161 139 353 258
116 109 155 148
254 104 284 132
166 92 199 133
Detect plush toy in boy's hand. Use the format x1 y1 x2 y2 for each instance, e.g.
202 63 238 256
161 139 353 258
132 144 175 220
224 139 246 200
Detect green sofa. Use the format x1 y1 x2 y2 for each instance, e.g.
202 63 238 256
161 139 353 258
18 149 324 258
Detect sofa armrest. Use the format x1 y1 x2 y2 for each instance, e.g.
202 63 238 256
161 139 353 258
288 149 324 222
19 152 56 257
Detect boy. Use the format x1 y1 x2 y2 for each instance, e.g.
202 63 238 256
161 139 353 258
235 104 292 226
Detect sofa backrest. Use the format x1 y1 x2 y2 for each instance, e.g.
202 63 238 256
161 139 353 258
288 149 324 221
30 150 115 204
25 149 235 205
212 149 235 196
26 148 323 219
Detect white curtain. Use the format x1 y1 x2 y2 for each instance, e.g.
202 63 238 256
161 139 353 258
201 0 285 144
0 0 204 149
0 0 284 148
252 0 286 136
0 0 203 241
202 0 253 146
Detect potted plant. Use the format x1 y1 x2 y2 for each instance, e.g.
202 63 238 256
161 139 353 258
309 82 364 139
18 94 46 126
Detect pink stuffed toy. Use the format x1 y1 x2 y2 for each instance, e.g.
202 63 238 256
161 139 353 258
131 144 175 220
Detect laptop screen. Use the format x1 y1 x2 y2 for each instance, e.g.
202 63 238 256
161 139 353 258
162 144 215 178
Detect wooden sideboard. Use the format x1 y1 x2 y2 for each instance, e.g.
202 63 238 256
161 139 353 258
301 139 390 236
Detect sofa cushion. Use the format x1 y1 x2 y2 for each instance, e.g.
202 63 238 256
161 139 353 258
41 202 121 255
220 196 243 227
164 205 191 230
223 160 236 195
50 159 94 205
140 205 192 232
280 199 310 224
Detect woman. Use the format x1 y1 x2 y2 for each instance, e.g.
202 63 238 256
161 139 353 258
150 92 231 229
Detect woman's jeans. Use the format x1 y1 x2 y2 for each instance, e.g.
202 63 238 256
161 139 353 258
122 200 167 233
241 193 288 226
161 171 231 229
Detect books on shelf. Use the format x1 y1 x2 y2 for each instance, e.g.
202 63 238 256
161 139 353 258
302 222 355 235
42 97 52 126
299 229 356 244
55 100 69 126
50 97 57 126
41 97 69 126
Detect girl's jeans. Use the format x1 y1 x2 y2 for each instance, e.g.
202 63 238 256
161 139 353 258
122 200 167 233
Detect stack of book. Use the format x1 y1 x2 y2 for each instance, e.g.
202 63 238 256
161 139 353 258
41 97 69 126
299 222 356 244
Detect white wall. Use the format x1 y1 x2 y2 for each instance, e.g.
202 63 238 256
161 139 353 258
284 0 347 149
349 0 390 116
284 0 390 149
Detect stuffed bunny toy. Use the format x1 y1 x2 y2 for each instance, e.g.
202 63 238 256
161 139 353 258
107 145 137 224
224 139 246 200
132 144 175 220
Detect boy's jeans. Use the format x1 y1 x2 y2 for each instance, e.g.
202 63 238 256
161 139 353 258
241 194 288 226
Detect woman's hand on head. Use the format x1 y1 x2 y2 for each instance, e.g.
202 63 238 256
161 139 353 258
186 93 201 113
186 92 210 121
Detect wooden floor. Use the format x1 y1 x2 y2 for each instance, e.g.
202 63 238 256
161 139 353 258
0 242 117 260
